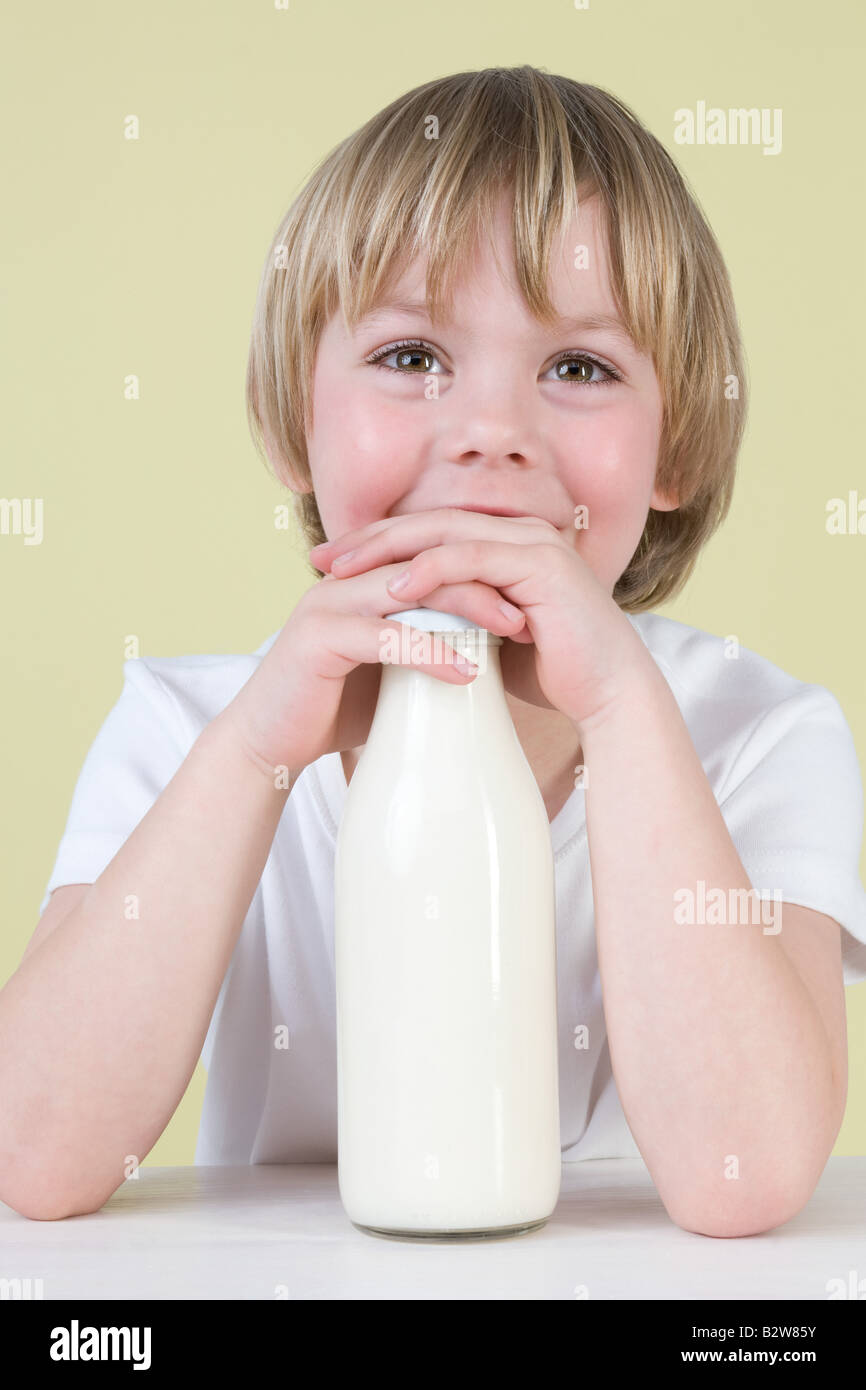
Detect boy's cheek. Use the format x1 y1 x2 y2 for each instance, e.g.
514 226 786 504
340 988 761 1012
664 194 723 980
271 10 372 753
315 439 425 537
311 460 413 548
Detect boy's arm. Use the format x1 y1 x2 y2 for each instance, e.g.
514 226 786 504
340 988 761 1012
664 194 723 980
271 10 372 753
578 654 846 1239
0 708 293 1221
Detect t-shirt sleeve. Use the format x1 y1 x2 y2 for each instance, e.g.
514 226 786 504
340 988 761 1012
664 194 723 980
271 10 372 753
717 683 866 986
37 659 190 917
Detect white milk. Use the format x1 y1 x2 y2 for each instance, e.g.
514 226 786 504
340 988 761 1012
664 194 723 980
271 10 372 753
334 608 561 1239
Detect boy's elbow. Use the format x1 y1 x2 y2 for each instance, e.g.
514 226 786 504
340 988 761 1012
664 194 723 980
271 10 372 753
0 1168 114 1221
4 1192 109 1221
17 1194 108 1221
668 1180 815 1239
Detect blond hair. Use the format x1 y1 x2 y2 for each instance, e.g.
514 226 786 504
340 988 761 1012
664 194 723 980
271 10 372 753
246 65 748 610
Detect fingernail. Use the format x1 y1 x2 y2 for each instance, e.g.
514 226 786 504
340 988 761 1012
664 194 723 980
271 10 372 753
388 568 411 592
498 600 523 621
332 549 356 567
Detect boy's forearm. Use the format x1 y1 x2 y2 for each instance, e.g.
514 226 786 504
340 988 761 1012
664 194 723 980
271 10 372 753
0 708 293 1219
578 654 838 1237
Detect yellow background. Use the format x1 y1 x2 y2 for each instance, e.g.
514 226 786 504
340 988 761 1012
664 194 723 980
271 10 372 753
2 0 865 1162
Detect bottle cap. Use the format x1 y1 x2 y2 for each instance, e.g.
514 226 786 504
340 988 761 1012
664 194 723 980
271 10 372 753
383 607 502 643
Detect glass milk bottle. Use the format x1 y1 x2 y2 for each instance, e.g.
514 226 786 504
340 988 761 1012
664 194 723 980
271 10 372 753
334 607 561 1240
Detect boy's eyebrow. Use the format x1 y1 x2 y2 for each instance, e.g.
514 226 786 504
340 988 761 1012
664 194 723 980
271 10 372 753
357 299 636 345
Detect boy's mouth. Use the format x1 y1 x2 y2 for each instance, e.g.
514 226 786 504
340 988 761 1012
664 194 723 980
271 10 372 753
452 503 532 517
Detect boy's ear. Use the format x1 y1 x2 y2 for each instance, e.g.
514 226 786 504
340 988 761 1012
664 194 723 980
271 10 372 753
649 481 679 511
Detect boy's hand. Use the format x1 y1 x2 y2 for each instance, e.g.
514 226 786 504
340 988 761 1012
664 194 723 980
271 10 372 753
221 512 535 778
310 507 651 731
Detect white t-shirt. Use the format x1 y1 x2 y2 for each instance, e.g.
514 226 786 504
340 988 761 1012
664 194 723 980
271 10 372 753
38 611 866 1165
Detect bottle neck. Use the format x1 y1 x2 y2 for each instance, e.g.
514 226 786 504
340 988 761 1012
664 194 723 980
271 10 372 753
370 630 514 752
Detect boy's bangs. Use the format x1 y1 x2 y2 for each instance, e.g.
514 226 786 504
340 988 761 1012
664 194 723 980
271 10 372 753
329 82 604 342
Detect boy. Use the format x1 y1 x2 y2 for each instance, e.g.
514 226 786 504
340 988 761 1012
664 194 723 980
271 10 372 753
6 66 866 1236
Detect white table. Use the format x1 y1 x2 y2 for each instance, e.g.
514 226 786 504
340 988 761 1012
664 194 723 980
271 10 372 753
2 1158 864 1300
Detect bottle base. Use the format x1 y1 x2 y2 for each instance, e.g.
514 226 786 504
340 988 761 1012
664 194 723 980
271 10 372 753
352 1216 549 1243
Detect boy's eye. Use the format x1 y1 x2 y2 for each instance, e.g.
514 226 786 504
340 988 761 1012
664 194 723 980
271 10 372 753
365 340 441 374
364 338 623 387
550 355 623 387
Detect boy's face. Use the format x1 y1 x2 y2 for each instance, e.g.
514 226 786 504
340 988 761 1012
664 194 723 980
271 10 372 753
304 190 675 595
